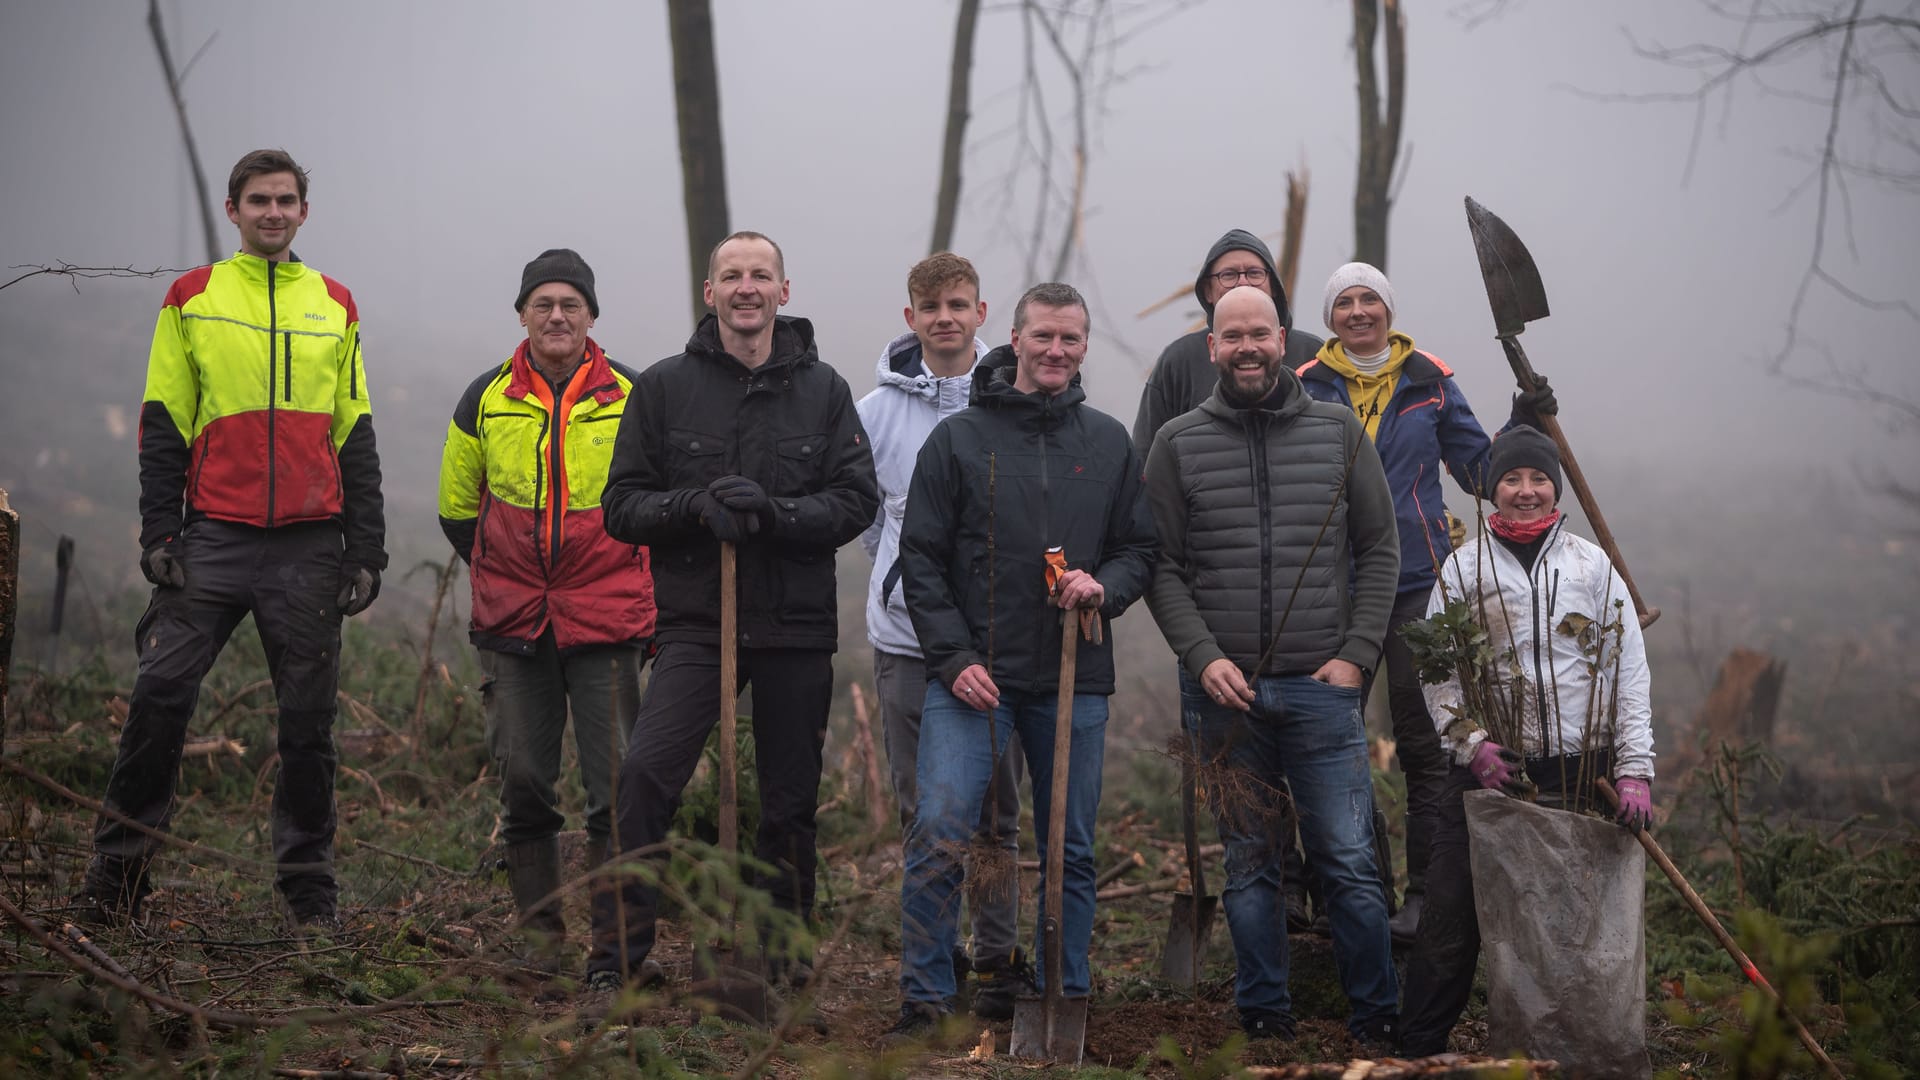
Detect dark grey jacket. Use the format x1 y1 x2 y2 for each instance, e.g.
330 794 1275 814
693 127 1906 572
1144 368 1399 680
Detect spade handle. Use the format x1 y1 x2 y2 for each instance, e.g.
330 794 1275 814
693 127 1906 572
1595 779 1840 1080
1499 337 1660 629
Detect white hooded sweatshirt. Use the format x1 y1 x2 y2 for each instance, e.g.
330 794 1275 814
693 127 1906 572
855 331 989 658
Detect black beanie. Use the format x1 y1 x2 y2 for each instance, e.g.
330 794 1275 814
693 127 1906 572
1193 228 1290 330
516 248 599 318
1487 425 1562 502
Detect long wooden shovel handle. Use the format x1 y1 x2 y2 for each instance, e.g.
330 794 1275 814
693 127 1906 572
1595 779 1841 1080
718 543 739 858
1044 614 1080 1036
1500 338 1660 628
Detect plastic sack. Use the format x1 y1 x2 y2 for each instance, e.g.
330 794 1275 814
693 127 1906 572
1465 789 1649 1078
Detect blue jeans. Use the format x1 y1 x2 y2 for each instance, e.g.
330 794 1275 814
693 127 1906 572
899 682 1107 1005
1180 670 1397 1033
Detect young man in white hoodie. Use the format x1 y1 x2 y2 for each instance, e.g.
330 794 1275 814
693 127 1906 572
856 253 1023 1021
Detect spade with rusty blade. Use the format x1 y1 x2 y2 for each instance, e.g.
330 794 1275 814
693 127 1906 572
689 541 771 1026
1157 750 1217 992
1465 197 1660 628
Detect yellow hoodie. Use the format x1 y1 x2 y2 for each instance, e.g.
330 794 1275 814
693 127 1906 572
1314 331 1416 442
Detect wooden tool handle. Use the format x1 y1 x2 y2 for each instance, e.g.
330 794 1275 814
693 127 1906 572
1501 338 1660 629
718 542 739 856
1595 779 1841 1079
1044 616 1079 1020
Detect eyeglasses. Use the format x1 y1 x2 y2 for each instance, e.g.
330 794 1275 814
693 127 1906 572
1211 267 1269 287
527 299 587 317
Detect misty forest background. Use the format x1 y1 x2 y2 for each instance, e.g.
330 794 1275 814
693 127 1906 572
0 1 1916 1077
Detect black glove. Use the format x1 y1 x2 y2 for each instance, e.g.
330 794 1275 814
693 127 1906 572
140 540 187 589
1509 373 1559 429
708 474 774 532
337 565 380 617
691 491 755 545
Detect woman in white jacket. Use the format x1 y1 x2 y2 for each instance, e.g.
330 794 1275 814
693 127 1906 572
1397 425 1655 1057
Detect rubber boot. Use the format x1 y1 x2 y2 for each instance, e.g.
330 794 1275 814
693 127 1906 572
505 837 566 974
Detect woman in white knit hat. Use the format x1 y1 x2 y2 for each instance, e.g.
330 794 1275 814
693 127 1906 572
1294 262 1556 945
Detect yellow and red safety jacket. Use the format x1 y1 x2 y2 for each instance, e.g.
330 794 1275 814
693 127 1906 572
138 252 386 570
437 339 655 654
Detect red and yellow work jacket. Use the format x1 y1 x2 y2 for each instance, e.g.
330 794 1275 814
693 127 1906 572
437 340 655 654
138 252 386 571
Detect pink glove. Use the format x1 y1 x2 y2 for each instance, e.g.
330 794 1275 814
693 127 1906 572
1614 777 1653 832
1469 740 1530 797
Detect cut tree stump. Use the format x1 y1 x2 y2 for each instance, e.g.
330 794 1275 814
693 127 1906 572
1697 647 1786 751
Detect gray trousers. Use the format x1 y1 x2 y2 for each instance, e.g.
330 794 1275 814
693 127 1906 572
874 649 1020 963
482 633 644 846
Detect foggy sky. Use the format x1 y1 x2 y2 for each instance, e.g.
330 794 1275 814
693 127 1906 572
2 0 1916 586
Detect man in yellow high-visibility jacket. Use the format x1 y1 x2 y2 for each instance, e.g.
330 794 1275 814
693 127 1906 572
76 149 385 932
437 249 654 969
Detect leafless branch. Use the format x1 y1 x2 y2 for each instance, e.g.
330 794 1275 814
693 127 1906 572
2 262 186 293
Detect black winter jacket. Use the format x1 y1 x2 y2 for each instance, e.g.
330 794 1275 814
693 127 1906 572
899 347 1158 695
601 315 878 650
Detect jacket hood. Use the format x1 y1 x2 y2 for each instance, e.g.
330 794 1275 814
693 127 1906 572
1194 228 1291 331
873 331 990 399
1198 363 1312 425
687 312 818 372
971 343 1087 414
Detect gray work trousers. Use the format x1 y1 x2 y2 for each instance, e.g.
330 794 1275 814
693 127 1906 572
874 649 1021 964
482 632 644 846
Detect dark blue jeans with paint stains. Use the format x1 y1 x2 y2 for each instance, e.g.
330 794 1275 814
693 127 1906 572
1180 670 1398 1033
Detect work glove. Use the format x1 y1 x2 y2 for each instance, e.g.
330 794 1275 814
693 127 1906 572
139 540 187 589
708 474 774 533
690 491 754 545
1613 776 1654 833
337 565 380 617
1469 740 1533 798
1508 373 1559 429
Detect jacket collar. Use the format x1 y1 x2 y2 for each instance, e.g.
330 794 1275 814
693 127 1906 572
224 250 307 285
874 332 990 399
1197 364 1313 426
970 344 1086 425
1298 343 1451 389
687 313 819 375
503 336 623 406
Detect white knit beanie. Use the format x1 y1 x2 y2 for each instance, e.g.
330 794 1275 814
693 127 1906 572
1321 262 1395 331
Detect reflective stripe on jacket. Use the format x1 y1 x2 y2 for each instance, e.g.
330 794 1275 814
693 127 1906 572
139 252 385 569
437 339 655 654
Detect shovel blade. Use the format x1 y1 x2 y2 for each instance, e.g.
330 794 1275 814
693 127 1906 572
1157 891 1219 985
690 944 771 1027
1464 196 1550 337
1009 993 1089 1064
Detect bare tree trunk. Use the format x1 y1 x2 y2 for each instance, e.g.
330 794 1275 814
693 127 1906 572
1352 0 1405 270
1276 168 1310 305
1031 0 1101 281
0 489 18 755
667 0 731 323
148 0 220 266
930 0 982 254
